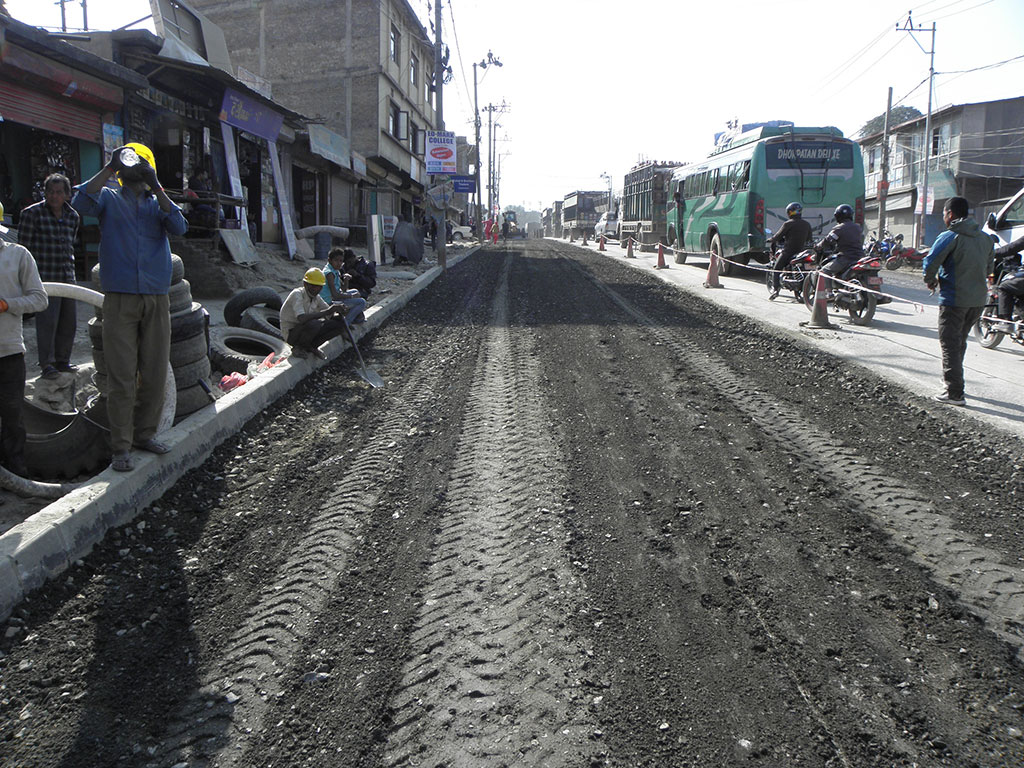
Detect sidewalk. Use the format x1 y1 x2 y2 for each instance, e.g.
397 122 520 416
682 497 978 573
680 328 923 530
0 243 478 620
571 237 1024 441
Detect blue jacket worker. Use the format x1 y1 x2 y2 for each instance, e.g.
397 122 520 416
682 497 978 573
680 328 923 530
72 142 188 472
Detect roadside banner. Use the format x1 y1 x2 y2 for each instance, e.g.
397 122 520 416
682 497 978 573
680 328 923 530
452 175 476 194
426 130 457 174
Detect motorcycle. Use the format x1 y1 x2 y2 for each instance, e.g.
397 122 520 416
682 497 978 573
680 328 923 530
801 244 886 326
883 232 927 270
765 246 818 300
973 255 1024 350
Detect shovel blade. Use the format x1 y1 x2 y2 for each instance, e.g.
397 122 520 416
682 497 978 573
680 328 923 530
357 366 385 388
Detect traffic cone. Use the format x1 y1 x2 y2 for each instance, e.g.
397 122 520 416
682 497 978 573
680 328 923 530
626 237 635 258
620 236 627 250
599 235 606 251
703 251 722 288
582 232 589 246
655 243 668 269
800 271 838 329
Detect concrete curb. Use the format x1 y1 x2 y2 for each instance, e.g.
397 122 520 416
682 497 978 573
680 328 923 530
0 248 476 621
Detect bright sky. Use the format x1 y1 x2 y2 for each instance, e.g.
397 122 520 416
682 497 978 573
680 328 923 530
9 0 1024 212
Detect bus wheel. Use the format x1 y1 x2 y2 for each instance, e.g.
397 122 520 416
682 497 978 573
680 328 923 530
711 234 730 276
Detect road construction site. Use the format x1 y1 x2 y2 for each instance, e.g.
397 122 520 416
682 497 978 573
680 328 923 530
2 239 1023 767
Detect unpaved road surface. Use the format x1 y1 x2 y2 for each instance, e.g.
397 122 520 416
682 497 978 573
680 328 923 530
3 239 1024 767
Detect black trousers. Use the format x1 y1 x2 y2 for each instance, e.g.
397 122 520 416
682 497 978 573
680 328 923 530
937 305 983 399
997 274 1024 318
0 353 27 468
287 316 348 351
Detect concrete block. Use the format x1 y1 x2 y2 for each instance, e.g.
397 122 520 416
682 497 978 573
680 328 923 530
2 514 70 593
0 554 24 622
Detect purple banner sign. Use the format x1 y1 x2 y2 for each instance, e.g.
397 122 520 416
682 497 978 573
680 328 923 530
219 87 283 141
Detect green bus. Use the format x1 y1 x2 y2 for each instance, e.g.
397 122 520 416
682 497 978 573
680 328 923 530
666 125 865 274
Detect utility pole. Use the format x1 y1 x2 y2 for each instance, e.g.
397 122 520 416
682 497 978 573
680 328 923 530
878 86 892 237
58 0 68 32
81 0 88 30
900 13 936 248
432 0 446 269
473 51 502 237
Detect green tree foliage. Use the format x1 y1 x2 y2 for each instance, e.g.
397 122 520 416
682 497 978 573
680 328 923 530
859 106 924 138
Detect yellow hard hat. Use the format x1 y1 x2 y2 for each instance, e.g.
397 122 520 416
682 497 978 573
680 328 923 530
303 267 326 286
125 142 156 172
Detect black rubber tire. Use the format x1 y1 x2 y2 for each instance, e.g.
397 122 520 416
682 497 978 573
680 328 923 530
170 304 207 341
846 283 877 326
802 274 818 311
453 232 464 241
224 287 283 327
239 305 283 340
93 371 106 395
174 382 212 421
173 355 212 390
22 398 110 481
209 326 288 375
169 330 209 368
711 233 731 276
168 279 193 314
170 253 185 284
974 308 1005 349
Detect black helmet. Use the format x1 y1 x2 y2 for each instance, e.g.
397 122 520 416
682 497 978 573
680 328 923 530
833 204 854 222
786 202 803 218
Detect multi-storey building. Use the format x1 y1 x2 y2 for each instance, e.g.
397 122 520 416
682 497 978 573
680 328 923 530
189 0 438 229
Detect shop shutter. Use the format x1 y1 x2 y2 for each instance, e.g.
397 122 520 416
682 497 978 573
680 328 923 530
0 79 103 144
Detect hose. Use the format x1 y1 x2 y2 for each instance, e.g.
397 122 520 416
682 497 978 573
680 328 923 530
0 465 80 499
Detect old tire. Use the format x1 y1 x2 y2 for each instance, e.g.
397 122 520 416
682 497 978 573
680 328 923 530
224 287 283 327
88 316 103 348
22 398 110 481
170 303 207 341
846 287 877 326
170 254 185 284
239 305 283 340
170 331 209 368
168 279 193 315
174 383 212 421
209 326 288 375
173 355 212 390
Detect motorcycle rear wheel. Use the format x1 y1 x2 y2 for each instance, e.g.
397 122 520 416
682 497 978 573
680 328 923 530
885 255 903 270
801 274 818 311
973 308 1005 349
847 285 877 326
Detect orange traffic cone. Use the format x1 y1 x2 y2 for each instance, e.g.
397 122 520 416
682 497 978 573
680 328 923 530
620 236 627 250
655 243 668 269
703 251 723 288
800 271 837 329
626 237 635 258
599 235 606 251
582 232 589 246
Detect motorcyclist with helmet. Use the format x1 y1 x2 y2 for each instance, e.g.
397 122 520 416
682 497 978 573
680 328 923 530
992 233 1024 321
816 203 864 293
768 202 813 300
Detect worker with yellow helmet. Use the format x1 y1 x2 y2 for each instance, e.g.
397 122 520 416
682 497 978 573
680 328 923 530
279 266 365 359
71 143 188 472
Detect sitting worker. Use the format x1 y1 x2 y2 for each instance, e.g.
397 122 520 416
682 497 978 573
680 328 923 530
341 247 377 299
321 247 370 323
280 267 364 359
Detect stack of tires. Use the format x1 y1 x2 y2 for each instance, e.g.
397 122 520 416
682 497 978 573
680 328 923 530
90 254 213 421
210 287 288 375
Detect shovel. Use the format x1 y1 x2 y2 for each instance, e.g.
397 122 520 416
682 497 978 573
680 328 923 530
341 317 385 388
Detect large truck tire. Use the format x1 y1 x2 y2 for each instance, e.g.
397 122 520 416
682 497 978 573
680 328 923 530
209 326 288 375
223 287 283 327
239 305 284 340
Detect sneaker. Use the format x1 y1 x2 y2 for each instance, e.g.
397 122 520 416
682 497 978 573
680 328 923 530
41 365 59 380
55 362 78 373
933 392 966 406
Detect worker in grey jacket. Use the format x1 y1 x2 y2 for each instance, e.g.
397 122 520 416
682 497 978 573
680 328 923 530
922 196 994 406
0 203 49 475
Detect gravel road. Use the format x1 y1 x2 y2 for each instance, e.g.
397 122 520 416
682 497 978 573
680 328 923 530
2 239 1024 767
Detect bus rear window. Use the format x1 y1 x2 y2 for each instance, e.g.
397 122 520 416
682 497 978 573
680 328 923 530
765 141 854 170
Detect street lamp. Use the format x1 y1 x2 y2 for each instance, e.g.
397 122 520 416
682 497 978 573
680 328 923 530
474 50 502 235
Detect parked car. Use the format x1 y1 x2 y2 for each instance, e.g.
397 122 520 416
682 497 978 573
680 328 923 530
451 224 473 241
594 211 619 241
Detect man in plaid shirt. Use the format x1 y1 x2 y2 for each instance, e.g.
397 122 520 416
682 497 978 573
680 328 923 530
19 173 80 379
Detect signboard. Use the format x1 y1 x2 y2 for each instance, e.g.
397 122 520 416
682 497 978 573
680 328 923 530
425 130 457 174
764 141 854 170
369 214 386 262
308 124 351 169
426 180 454 211
452 175 476 194
219 87 283 141
915 186 935 215
383 216 398 239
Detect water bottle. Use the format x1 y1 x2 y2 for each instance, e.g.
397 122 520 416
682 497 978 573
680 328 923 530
119 148 140 168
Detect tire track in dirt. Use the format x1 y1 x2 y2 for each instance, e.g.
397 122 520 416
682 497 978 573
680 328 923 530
143 263 506 767
570 254 1024 658
382 252 598 768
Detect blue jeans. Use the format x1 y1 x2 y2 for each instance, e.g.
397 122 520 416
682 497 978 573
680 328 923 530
334 295 367 325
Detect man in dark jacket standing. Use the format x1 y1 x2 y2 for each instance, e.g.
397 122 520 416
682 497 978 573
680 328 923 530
922 196 994 406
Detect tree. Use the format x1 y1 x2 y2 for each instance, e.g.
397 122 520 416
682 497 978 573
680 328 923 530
858 106 923 138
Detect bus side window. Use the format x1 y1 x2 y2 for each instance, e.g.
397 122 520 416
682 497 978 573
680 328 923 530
738 161 750 190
